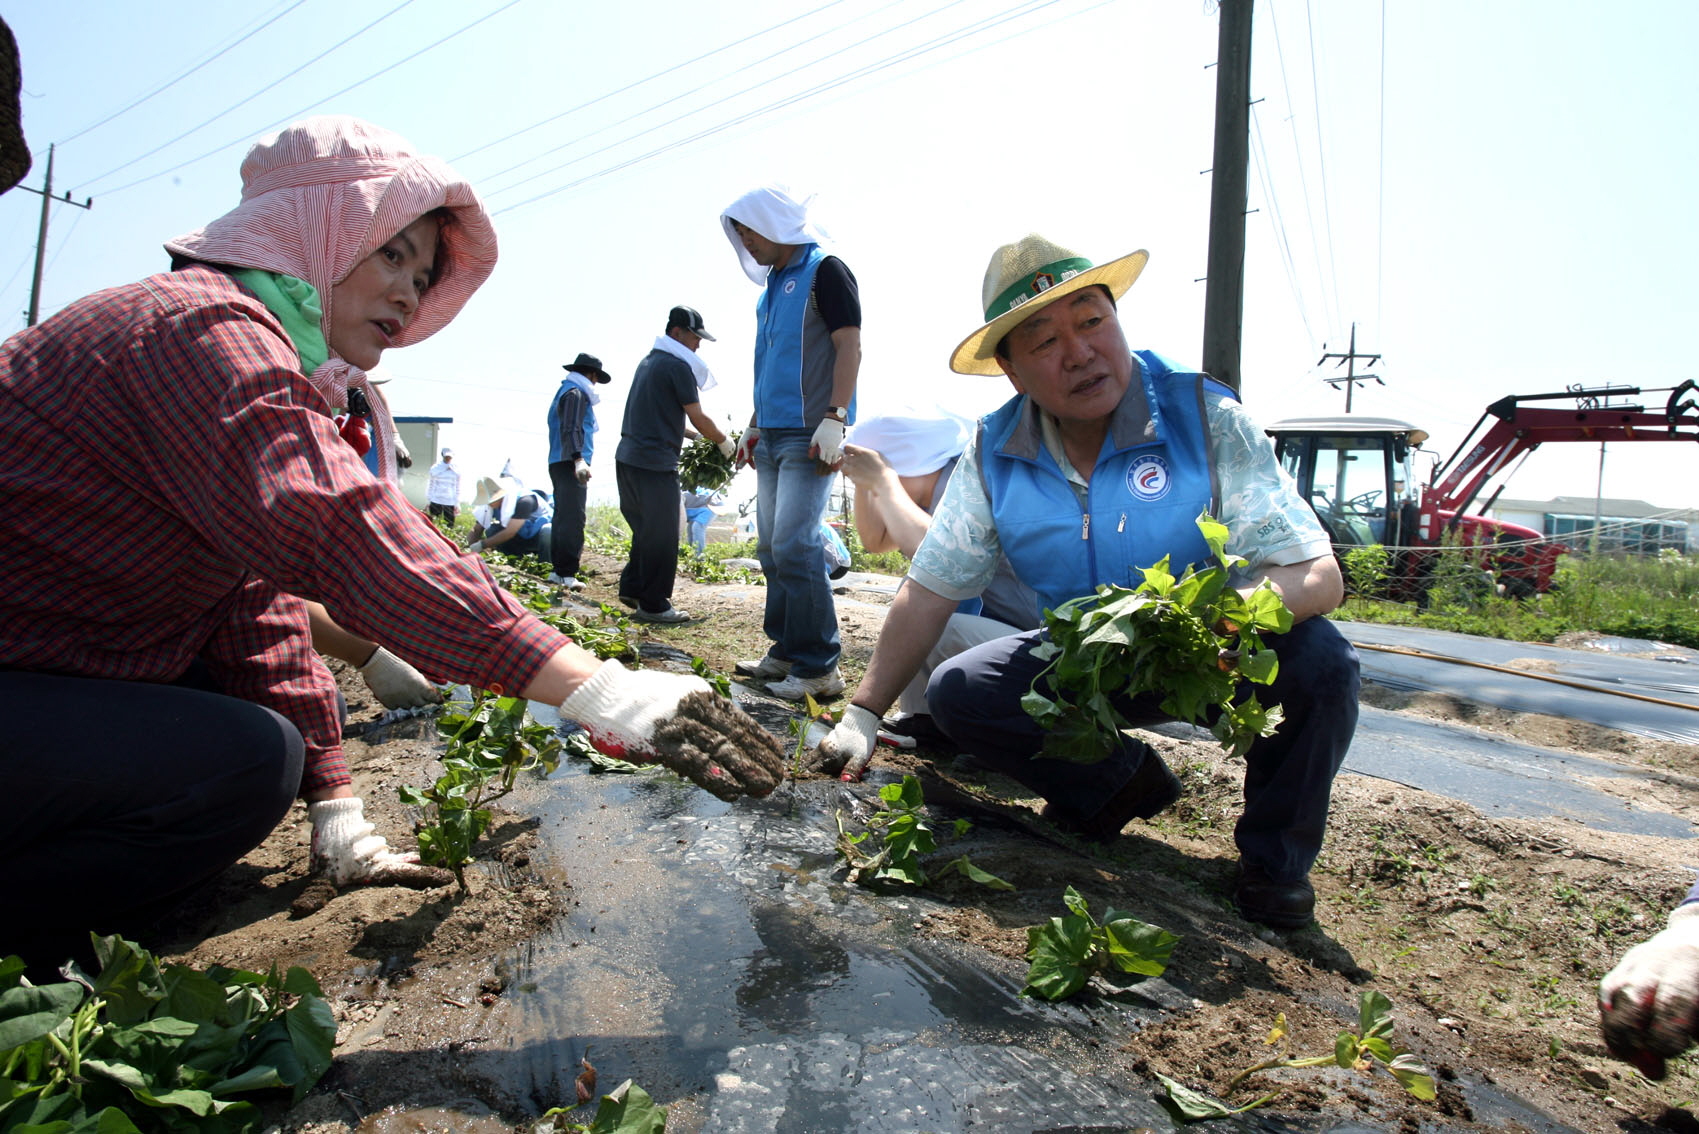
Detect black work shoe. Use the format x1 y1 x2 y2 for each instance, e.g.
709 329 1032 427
1234 864 1316 929
1042 746 1183 842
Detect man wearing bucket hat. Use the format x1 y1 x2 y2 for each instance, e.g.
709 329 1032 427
615 305 733 623
548 352 612 590
815 233 1358 930
721 184 862 701
0 116 786 979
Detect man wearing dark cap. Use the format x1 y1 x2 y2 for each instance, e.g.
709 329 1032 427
614 306 734 623
548 351 611 590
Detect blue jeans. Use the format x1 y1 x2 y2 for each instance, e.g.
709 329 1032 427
754 428 839 676
928 616 1359 881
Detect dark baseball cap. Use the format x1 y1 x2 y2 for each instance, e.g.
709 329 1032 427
667 305 716 341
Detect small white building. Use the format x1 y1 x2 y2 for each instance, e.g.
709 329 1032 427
1486 495 1697 555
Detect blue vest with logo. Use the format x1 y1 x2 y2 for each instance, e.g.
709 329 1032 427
547 379 597 465
978 351 1234 615
753 244 853 427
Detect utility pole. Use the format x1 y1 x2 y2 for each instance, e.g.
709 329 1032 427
1317 322 1382 412
1201 0 1253 395
19 144 94 327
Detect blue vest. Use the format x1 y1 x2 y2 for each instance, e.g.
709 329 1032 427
753 244 853 428
547 379 597 465
979 352 1233 615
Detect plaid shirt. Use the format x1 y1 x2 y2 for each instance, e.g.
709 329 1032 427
0 266 567 792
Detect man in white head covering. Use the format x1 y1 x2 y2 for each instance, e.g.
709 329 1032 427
720 183 863 702
426 446 460 523
834 405 1040 743
816 233 1357 932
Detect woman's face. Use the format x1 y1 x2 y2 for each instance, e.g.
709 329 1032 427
328 214 441 370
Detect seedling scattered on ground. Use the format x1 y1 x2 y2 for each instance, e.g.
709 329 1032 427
400 689 563 890
0 935 334 1132
533 1078 667 1133
835 774 1011 891
1021 884 1178 1001
1157 990 1435 1122
1022 514 1293 763
690 655 731 697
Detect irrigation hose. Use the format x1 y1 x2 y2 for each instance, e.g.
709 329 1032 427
1350 641 1699 714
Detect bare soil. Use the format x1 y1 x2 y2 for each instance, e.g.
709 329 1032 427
154 549 1699 1133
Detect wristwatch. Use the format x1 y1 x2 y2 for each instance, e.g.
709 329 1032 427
825 405 849 421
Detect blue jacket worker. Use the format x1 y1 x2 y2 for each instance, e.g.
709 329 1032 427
547 351 611 590
814 233 1359 930
721 183 862 703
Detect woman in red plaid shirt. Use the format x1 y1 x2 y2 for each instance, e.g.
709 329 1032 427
0 117 783 976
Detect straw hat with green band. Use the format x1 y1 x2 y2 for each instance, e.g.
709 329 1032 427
949 233 1149 375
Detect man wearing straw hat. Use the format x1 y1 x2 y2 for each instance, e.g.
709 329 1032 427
816 233 1359 930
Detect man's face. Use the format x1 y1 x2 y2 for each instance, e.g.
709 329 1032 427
731 220 793 269
672 325 703 352
995 287 1131 425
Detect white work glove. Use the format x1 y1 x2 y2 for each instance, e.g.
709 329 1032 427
1600 901 1699 1080
574 458 592 484
810 417 846 466
717 437 737 460
467 540 484 553
812 704 881 781
559 660 786 801
358 646 441 710
734 427 761 468
394 434 412 469
308 797 449 888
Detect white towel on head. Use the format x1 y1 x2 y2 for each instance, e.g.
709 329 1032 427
846 405 976 477
720 182 833 285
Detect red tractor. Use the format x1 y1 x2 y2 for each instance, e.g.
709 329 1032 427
1266 382 1699 600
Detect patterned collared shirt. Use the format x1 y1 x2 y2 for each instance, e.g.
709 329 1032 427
0 266 566 792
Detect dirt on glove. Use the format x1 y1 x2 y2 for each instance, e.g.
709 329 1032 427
650 690 788 801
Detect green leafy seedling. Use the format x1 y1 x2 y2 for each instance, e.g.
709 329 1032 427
1021 884 1179 1000
0 935 335 1131
534 1078 668 1133
1022 513 1293 763
835 775 1011 892
399 688 562 890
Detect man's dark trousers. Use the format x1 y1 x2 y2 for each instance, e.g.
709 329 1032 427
549 460 588 578
615 460 681 614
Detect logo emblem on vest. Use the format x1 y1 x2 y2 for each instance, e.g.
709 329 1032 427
1127 455 1171 501
783 279 798 295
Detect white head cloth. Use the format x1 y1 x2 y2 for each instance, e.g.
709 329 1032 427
720 182 833 285
846 404 976 477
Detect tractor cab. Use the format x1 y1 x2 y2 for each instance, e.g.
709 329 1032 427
1265 416 1427 550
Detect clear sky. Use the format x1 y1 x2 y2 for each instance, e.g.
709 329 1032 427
4 0 1695 515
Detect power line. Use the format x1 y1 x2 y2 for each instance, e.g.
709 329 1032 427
76 0 420 192
483 0 942 195
89 0 524 199
1267 4 1333 344
57 0 307 145
492 0 1059 212
1304 0 1343 334
452 0 850 167
1249 100 1317 349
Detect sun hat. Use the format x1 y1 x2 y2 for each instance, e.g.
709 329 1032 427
164 116 499 481
563 352 611 383
471 476 510 509
667 305 716 342
948 234 1148 376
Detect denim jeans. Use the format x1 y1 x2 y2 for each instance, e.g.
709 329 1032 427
928 616 1359 881
754 427 840 676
